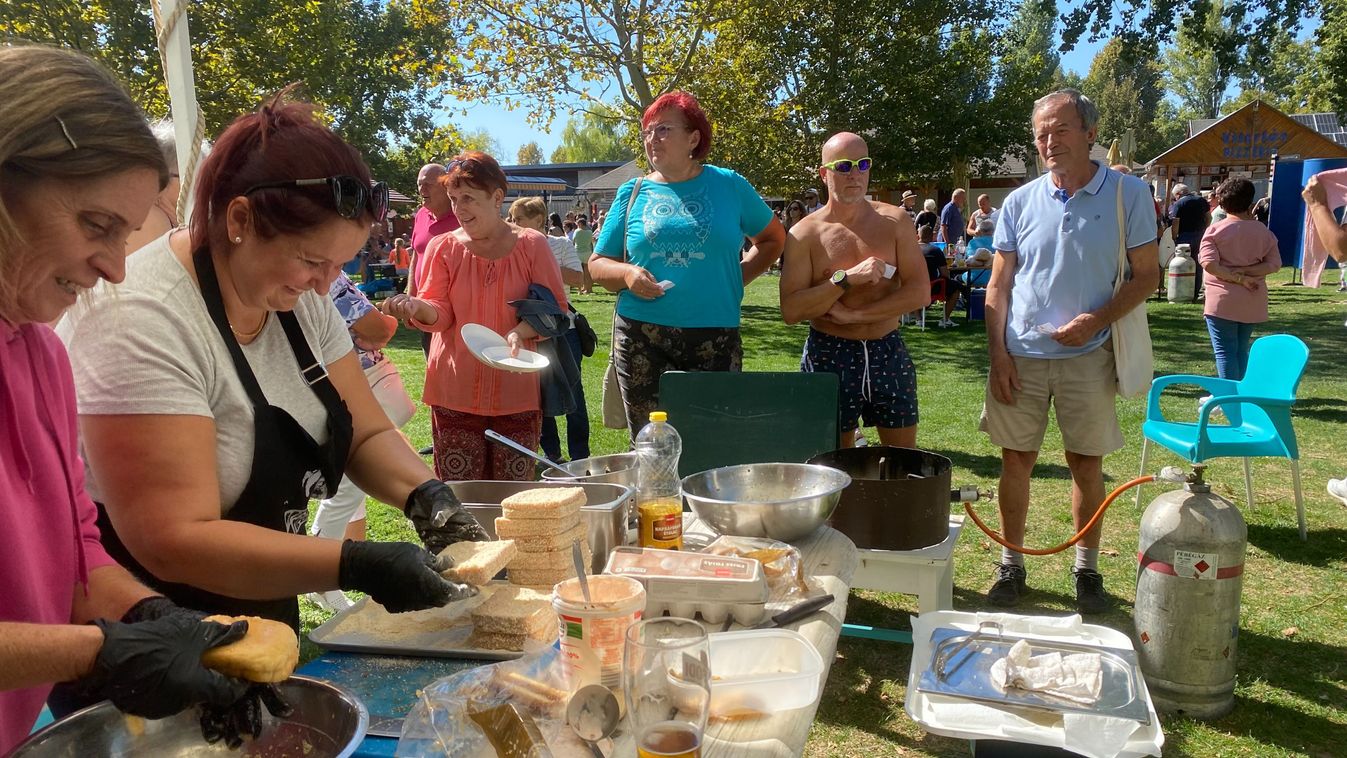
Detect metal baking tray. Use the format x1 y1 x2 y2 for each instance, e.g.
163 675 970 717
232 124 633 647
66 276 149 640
916 625 1150 724
309 587 537 661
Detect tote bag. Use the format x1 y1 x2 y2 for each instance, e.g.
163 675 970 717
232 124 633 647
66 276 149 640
1110 173 1154 398
601 178 644 428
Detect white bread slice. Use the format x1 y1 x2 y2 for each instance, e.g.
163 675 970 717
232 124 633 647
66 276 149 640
509 563 579 587
508 544 590 571
495 511 581 539
470 586 552 634
467 623 555 651
500 487 587 520
437 540 518 585
514 522 588 553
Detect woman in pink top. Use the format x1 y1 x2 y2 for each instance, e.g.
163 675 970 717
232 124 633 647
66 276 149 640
383 152 568 480
1197 178 1282 380
0 46 259 753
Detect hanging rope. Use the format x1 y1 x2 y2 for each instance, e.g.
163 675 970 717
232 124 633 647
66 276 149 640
149 0 207 222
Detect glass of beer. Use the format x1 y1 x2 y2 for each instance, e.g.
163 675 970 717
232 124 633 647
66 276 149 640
623 617 710 758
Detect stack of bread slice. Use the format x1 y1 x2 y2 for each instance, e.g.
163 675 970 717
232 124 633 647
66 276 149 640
496 486 591 589
468 586 555 650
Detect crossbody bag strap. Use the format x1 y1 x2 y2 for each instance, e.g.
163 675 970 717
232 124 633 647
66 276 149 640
609 176 644 355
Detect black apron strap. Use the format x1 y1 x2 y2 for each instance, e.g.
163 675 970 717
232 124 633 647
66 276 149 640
191 246 270 408
276 309 345 412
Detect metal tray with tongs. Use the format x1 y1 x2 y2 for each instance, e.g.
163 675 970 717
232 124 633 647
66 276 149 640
915 621 1151 724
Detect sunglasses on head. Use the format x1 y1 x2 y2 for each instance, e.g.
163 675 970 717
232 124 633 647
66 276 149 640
244 175 388 222
821 157 873 173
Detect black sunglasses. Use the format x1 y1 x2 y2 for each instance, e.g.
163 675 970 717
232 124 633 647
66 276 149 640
244 175 388 222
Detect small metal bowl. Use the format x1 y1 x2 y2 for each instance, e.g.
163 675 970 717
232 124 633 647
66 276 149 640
682 463 852 542
12 675 368 758
540 452 640 489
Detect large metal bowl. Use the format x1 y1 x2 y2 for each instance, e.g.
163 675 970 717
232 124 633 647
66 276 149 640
12 676 368 758
540 451 640 489
682 463 852 543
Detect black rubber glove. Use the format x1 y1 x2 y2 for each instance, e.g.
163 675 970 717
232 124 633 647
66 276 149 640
337 539 478 612
404 479 489 555
199 683 294 749
83 615 250 719
120 595 206 624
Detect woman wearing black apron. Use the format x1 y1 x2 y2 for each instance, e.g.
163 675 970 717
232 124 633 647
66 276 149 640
59 95 489 738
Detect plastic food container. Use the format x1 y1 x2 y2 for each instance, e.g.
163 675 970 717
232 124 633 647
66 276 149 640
603 546 769 625
552 574 646 692
707 629 824 717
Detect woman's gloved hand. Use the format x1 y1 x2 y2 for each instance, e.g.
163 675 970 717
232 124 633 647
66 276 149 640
200 683 294 749
337 539 478 612
83 615 250 719
404 479 488 554
120 595 206 624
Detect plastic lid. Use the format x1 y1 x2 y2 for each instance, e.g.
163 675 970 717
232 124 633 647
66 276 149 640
649 411 667 423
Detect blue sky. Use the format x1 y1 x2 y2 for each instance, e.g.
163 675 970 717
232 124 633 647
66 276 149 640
445 35 1109 163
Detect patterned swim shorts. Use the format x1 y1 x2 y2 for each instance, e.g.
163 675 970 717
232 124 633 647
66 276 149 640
801 328 918 431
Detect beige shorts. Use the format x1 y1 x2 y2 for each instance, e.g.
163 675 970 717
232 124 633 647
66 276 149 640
980 345 1123 456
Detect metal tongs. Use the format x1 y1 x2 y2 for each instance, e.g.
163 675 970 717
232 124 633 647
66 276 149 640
934 621 1003 682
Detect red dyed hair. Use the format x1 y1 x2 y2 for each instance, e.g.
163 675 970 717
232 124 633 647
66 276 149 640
642 91 713 161
190 87 374 252
442 150 509 197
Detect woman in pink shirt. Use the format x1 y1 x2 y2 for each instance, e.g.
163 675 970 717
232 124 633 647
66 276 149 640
1198 178 1282 380
383 152 568 480
0 46 258 752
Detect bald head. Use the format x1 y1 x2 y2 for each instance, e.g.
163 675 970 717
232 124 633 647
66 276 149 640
822 132 868 163
417 163 449 214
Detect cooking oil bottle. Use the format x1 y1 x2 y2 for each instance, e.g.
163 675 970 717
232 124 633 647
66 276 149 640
635 411 683 549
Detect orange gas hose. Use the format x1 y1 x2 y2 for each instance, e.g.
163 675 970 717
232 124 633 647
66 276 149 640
964 475 1155 556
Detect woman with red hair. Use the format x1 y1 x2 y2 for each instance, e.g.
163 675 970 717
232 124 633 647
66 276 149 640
588 91 785 438
382 152 569 481
60 91 487 637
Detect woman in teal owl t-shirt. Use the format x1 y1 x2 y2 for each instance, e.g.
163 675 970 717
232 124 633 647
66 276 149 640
589 91 786 439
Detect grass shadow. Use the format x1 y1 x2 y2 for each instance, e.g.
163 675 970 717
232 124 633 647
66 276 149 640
1293 397 1347 424
1245 524 1347 567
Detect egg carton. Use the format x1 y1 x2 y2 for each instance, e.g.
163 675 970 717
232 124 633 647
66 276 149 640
644 598 768 626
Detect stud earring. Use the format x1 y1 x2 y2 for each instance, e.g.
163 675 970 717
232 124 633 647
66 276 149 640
233 236 242 243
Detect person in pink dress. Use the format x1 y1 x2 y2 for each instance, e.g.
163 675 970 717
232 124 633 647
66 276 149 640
382 152 569 480
1197 177 1282 381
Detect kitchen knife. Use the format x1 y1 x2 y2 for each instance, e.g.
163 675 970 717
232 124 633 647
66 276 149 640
752 594 833 630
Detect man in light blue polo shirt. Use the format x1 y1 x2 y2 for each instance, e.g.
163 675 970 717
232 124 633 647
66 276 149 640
981 89 1159 614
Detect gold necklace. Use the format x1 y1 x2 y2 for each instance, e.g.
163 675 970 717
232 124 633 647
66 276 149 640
230 313 267 341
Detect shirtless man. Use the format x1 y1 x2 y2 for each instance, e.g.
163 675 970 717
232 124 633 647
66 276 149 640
781 132 931 448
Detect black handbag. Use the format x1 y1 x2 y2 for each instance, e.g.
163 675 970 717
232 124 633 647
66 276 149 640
572 308 597 357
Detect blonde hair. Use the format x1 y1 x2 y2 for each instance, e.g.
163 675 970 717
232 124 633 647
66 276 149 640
508 196 548 225
0 44 166 313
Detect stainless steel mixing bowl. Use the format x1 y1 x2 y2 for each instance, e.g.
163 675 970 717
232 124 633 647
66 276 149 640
12 675 368 758
681 462 852 542
540 451 640 489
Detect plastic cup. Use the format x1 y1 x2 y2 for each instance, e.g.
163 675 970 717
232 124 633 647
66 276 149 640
553 575 646 692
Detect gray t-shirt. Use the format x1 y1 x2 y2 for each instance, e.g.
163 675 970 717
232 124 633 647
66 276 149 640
60 234 351 513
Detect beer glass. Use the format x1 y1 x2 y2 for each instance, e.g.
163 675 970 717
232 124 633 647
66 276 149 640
623 617 710 758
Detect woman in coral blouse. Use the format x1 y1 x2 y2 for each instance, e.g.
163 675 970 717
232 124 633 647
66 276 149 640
382 152 567 480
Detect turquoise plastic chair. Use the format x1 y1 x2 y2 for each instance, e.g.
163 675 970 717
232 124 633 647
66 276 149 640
1135 334 1310 539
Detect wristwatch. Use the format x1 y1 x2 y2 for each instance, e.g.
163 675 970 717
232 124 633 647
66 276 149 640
830 270 850 290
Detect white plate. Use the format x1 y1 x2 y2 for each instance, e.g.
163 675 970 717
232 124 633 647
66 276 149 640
482 345 549 373
461 323 508 369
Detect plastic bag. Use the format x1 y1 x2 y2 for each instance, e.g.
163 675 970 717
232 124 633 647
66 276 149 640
396 644 573 757
702 536 814 602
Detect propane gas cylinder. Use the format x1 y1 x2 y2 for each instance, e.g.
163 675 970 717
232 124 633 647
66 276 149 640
1134 466 1246 720
1167 244 1197 303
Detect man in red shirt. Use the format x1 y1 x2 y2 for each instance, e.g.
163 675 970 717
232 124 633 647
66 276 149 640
410 163 461 356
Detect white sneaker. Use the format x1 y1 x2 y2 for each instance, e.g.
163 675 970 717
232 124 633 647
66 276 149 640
307 590 353 613
1328 479 1347 507
938 318 959 328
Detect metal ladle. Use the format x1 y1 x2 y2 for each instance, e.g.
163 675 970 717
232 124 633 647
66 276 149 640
484 429 572 477
566 684 621 758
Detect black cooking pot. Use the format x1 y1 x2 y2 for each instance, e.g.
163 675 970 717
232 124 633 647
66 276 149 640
810 446 952 551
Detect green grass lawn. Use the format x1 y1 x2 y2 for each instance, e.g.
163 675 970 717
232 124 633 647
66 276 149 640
309 270 1347 757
